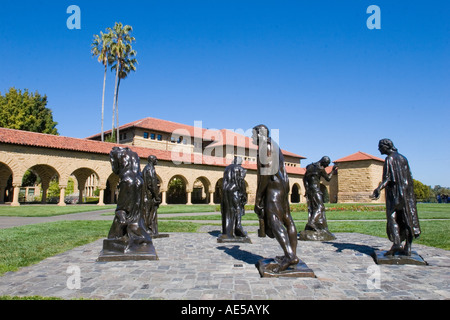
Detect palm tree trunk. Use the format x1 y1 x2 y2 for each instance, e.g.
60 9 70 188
116 77 121 144
101 64 107 142
112 64 119 142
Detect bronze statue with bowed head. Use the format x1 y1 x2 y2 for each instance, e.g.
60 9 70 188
142 155 166 238
252 124 300 273
218 156 250 243
299 156 338 241
371 139 421 257
98 147 157 261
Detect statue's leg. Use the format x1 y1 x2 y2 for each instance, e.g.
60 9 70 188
313 192 327 230
385 210 403 256
233 205 247 237
403 229 412 256
222 204 235 238
306 192 323 231
286 214 298 256
108 210 127 239
266 208 299 272
149 207 158 235
401 211 413 256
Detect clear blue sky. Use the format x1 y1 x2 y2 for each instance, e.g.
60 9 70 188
1 1 448 187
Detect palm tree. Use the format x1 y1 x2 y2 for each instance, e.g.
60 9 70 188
107 22 137 143
91 31 112 142
110 44 137 142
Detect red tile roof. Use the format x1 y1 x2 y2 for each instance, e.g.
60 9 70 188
87 117 306 160
86 117 209 140
334 151 384 163
0 127 174 161
0 127 305 175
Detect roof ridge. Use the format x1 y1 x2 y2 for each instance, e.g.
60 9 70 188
334 151 384 163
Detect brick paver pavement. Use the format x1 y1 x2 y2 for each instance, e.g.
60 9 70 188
0 227 449 300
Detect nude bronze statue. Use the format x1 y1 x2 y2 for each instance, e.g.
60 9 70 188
252 125 300 273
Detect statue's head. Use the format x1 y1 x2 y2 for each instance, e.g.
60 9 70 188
378 139 398 155
148 155 158 165
110 147 140 175
252 124 269 145
110 147 131 175
319 156 331 167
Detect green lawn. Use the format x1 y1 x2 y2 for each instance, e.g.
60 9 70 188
161 203 450 221
0 205 116 217
0 204 217 217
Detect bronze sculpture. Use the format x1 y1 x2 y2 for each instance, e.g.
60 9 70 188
371 140 421 254
299 156 338 241
253 125 314 277
142 155 167 238
218 156 251 243
371 139 426 265
98 147 158 261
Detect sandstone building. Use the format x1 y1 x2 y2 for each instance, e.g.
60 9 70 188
0 117 385 206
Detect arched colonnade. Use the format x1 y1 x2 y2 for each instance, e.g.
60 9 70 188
0 144 307 207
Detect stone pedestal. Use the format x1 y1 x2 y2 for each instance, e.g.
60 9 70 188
217 234 252 244
298 229 336 241
256 258 316 278
372 250 428 265
97 239 158 262
151 233 170 239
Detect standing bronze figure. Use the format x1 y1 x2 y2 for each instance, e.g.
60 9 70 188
299 156 338 241
371 139 421 258
253 125 314 277
218 156 250 243
98 147 157 261
142 155 167 238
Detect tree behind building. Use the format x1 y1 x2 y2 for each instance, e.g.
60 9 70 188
0 88 58 135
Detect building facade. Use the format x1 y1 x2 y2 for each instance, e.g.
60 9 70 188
0 118 385 206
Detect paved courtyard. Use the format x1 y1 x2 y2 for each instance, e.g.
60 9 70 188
0 226 449 300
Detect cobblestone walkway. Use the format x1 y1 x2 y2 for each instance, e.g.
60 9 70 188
0 228 449 300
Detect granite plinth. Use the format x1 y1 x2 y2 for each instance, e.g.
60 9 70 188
217 234 252 244
256 258 316 278
372 250 428 265
299 229 336 241
97 239 158 262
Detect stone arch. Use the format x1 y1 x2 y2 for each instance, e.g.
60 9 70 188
167 175 188 204
0 154 27 186
214 178 223 204
105 172 119 204
70 167 100 204
192 176 211 204
0 162 13 203
291 183 301 203
25 164 60 204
